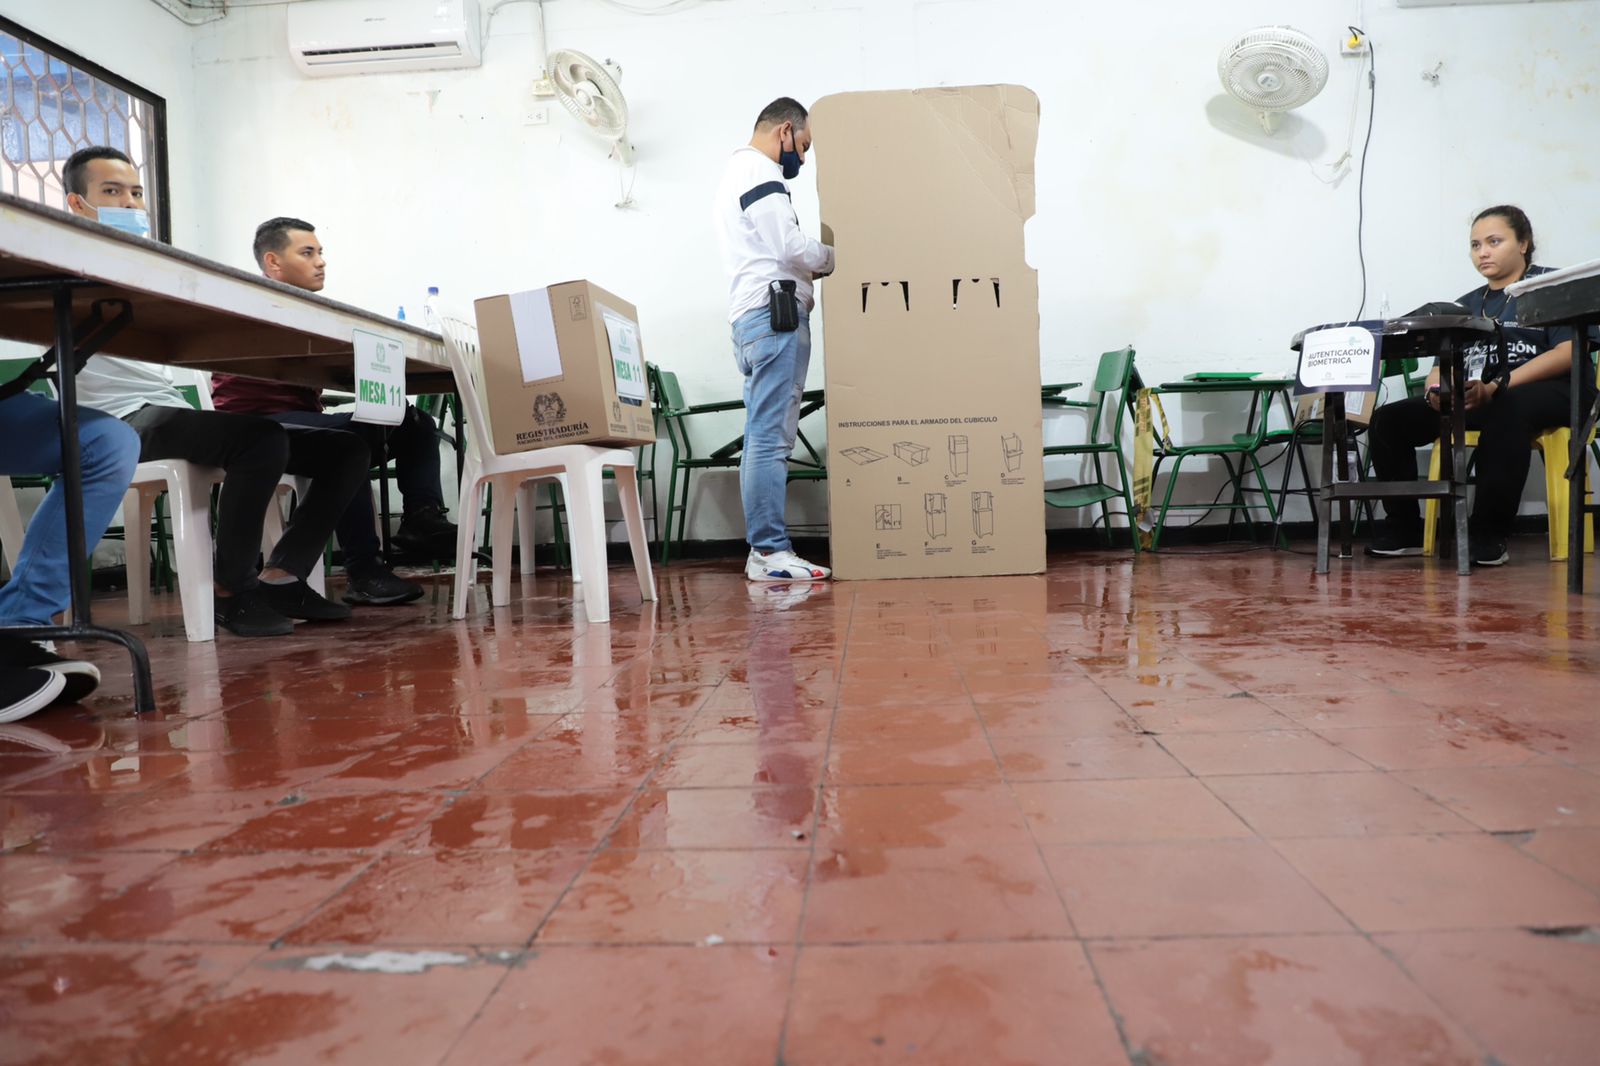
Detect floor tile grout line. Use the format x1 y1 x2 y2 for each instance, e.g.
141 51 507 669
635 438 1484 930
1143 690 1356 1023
9 922 1593 952
773 581 854 1066
430 625 704 1066
958 644 1084 941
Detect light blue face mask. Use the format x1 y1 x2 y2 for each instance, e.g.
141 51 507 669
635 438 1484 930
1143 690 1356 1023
85 203 151 239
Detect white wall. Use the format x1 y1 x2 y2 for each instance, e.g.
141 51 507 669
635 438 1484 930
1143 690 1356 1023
14 0 1600 543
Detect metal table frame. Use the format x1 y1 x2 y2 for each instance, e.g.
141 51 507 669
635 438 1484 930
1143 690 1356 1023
0 280 155 709
1292 315 1497 577
1511 273 1600 593
0 192 446 712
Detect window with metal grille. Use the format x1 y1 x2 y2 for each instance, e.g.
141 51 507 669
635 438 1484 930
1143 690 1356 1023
0 15 170 241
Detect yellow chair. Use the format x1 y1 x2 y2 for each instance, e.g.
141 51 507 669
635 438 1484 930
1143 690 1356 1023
1422 426 1596 559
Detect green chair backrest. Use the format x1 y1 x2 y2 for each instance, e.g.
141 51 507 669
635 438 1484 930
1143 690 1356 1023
0 358 31 387
0 357 53 397
655 368 688 414
1089 347 1137 446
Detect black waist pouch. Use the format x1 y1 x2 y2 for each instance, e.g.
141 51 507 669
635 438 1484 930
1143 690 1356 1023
768 280 799 332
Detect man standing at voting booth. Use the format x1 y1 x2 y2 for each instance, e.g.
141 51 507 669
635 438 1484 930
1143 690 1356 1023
712 97 835 582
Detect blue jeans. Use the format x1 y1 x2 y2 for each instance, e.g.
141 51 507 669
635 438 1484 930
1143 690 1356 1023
0 389 140 625
732 307 810 554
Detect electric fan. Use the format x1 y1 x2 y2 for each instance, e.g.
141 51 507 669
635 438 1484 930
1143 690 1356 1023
1217 27 1329 133
548 48 635 165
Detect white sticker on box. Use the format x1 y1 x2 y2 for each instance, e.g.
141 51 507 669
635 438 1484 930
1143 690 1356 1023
508 287 563 384
597 303 647 404
351 328 405 426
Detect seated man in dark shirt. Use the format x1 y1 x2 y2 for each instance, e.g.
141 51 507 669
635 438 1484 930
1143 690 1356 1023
212 217 459 605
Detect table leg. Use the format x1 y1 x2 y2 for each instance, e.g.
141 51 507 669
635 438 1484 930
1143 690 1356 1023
1571 329 1588 594
1446 346 1470 576
31 284 157 712
1335 412 1353 559
1315 395 1337 574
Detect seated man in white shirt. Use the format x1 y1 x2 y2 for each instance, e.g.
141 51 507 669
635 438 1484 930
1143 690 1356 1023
711 97 835 581
63 146 367 638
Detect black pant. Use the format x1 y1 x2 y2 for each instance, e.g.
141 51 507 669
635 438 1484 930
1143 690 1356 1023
272 404 447 569
125 405 369 592
1367 378 1584 541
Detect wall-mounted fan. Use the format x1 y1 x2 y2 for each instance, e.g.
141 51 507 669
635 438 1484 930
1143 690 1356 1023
548 48 634 165
1218 26 1329 133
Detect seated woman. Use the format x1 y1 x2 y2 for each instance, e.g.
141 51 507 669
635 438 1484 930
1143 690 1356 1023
1365 204 1596 566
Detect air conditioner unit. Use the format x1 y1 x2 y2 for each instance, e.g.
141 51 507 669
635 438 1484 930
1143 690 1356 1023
288 0 482 77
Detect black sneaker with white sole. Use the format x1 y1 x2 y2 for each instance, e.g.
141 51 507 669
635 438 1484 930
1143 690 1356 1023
1470 538 1509 567
1 668 66 724
0 639 100 704
1364 529 1425 558
256 579 353 622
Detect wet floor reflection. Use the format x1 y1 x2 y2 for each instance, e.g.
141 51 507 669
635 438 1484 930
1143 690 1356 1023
1 552 1597 1063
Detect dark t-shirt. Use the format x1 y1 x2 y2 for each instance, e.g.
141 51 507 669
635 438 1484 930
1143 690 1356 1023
1456 264 1594 393
210 372 323 415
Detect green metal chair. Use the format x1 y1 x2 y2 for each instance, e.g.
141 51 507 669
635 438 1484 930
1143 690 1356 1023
1042 347 1140 549
651 363 825 565
1146 379 1281 549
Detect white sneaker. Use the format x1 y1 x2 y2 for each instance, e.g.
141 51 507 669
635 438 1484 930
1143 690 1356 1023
746 581 820 610
745 549 831 582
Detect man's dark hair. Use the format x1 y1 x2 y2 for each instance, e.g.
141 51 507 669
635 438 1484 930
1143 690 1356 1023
63 146 134 197
1473 204 1536 268
253 216 317 266
754 97 808 132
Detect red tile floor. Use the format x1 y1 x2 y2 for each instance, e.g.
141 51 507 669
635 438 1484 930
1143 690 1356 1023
3 546 1599 1065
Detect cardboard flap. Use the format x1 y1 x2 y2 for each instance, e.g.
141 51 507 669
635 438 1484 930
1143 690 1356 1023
811 85 1039 281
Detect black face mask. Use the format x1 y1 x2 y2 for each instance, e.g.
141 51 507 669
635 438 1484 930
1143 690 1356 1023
779 128 803 180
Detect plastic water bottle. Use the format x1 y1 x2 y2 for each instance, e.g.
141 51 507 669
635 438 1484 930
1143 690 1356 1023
396 305 407 322
1377 293 1391 321
423 286 441 331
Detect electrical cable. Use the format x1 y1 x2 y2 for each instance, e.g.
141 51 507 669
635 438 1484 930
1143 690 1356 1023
1351 26 1377 319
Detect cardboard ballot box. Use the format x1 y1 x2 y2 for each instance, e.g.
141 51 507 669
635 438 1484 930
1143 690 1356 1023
473 280 656 454
812 85 1045 579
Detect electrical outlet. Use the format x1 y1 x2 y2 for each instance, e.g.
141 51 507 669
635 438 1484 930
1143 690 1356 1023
524 104 549 126
1341 31 1368 56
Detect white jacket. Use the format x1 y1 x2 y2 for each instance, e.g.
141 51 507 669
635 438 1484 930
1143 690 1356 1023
712 146 834 324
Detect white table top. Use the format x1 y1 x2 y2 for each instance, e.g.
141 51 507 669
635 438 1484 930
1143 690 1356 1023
1507 258 1600 296
0 192 450 393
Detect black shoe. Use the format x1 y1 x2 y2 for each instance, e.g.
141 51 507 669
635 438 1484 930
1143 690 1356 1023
392 505 458 557
255 579 353 621
0 639 100 704
1470 537 1509 567
1 668 67 723
216 588 296 637
344 564 425 606
1364 529 1424 558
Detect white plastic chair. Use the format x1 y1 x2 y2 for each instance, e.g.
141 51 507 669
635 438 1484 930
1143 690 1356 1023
0 476 23 573
124 459 225 642
123 374 327 642
440 314 655 624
